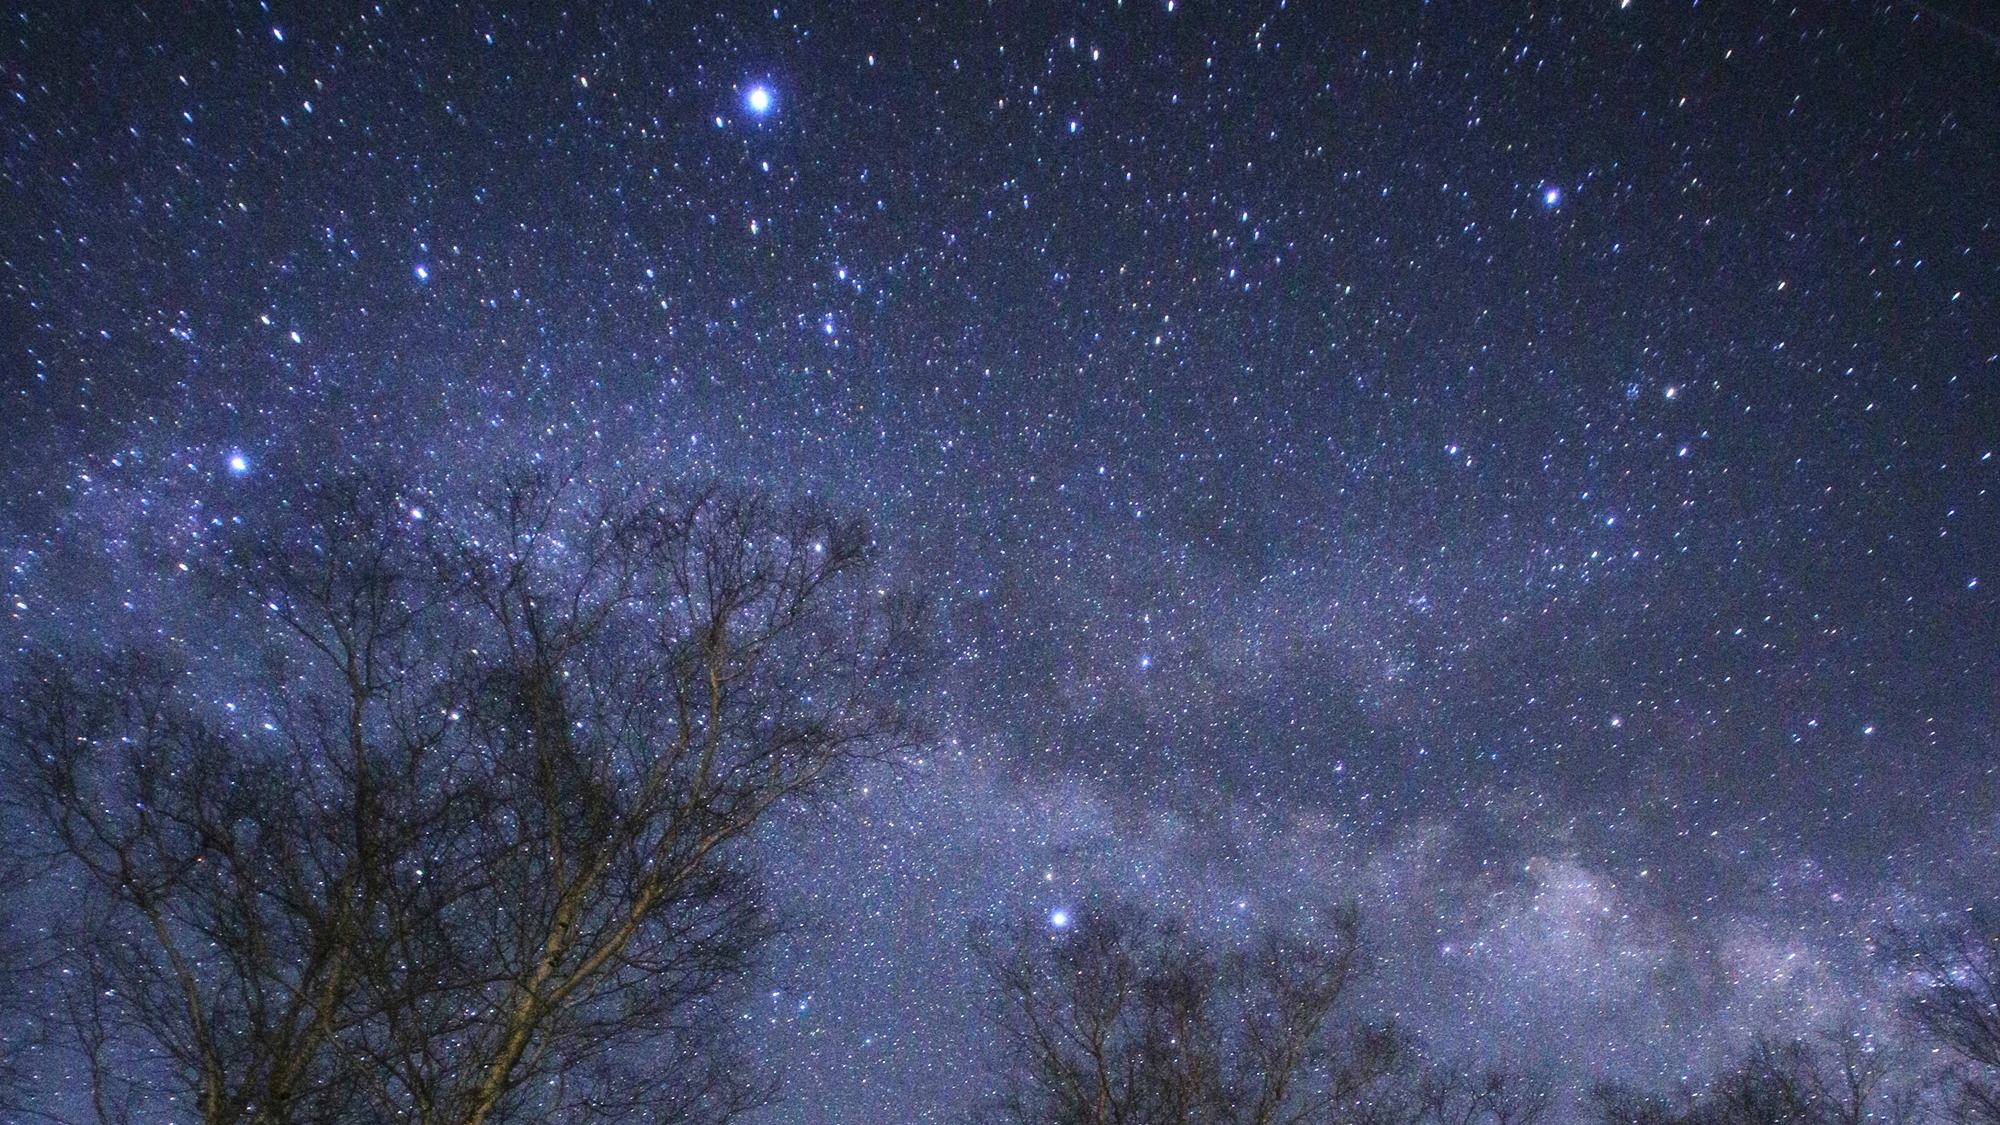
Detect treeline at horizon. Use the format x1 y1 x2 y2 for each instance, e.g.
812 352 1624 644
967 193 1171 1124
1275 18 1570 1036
0 466 1992 1125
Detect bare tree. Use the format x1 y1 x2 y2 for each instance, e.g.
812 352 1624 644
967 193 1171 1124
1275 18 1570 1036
974 901 1543 1125
6 470 917 1125
1324 1023 1430 1125
1406 1067 1554 1125
1894 916 2000 1125
8 647 364 1125
1590 1028 1912 1125
1706 1035 1853 1125
975 903 1359 1125
0 846 50 1122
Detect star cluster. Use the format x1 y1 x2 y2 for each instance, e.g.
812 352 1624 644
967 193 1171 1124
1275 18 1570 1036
3 2 1997 1121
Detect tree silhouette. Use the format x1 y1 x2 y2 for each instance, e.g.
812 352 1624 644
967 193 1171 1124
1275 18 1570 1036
1894 915 2000 1125
6 470 918 1125
974 901 1550 1125
1591 1027 1916 1125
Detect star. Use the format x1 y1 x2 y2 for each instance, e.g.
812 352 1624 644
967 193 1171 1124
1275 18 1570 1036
1048 909 1071 930
1541 184 1563 208
227 452 250 476
745 84 774 117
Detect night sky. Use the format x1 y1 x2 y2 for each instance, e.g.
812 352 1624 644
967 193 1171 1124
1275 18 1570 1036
4 2 1998 1120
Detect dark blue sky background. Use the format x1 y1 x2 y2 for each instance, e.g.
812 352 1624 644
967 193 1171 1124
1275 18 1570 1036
4 2 1997 1119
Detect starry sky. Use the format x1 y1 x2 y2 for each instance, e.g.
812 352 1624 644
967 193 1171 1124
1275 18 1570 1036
4 2 1998 1120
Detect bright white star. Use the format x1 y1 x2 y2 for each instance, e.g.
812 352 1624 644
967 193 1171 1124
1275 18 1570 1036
1049 909 1071 930
746 85 774 116
227 453 250 476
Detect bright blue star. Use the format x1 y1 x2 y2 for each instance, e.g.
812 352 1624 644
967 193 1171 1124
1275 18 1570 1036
413 263 430 283
745 84 774 117
227 452 250 476
1541 184 1563 208
1049 909 1071 930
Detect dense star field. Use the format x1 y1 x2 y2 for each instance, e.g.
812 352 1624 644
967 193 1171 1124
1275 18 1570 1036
3 1 1998 1121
